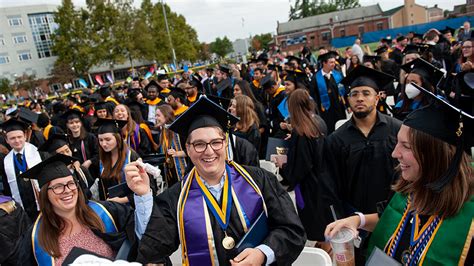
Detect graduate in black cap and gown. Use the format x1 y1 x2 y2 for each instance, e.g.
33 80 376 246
261 75 289 139
325 84 474 265
37 133 96 200
16 154 142 265
0 119 48 221
310 51 347 133
320 66 402 262
62 109 100 179
214 65 234 99
126 96 305 265
143 80 165 126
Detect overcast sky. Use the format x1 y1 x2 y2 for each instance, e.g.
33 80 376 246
0 0 467 42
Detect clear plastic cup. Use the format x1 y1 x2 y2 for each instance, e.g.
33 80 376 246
330 227 355 266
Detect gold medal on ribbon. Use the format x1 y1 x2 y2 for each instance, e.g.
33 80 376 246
222 232 235 250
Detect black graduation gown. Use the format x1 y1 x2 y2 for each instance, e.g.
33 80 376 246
319 113 401 221
16 200 138 265
70 133 100 179
230 134 259 167
215 78 234 99
233 124 261 154
0 151 49 221
130 127 152 157
136 166 306 265
280 133 326 241
99 150 141 201
310 73 347 134
268 91 288 138
250 80 266 105
380 59 400 82
0 198 31 265
389 47 403 65
27 130 45 148
73 165 96 200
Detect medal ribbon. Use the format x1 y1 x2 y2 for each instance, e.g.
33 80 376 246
195 164 233 231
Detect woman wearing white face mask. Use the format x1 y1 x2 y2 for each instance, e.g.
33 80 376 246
393 58 445 121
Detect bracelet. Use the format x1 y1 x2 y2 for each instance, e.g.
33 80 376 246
354 212 366 229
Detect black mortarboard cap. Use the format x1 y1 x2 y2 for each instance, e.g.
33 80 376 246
286 55 301 65
404 83 474 192
374 46 388 55
18 107 39 124
412 33 424 39
396 35 407 42
95 118 127 134
38 133 70 153
284 70 308 87
403 44 430 55
340 65 395 92
207 94 232 111
94 101 109 111
268 64 283 72
400 58 445 87
61 109 84 121
157 74 169 82
363 55 381 63
144 80 162 93
169 86 186 100
126 100 144 111
168 96 239 137
219 65 231 75
18 154 75 189
440 26 455 35
256 53 269 64
190 75 203 92
260 75 277 90
0 119 29 132
381 37 392 43
317 51 338 62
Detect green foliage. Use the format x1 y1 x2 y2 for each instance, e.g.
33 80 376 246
52 0 202 77
251 33 273 52
289 0 360 20
0 78 11 95
209 36 234 58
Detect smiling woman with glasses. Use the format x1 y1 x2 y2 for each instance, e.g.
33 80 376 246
16 154 140 265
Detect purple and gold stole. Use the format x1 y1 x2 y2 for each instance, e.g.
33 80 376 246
177 161 267 265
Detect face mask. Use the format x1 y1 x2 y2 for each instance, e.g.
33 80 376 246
405 83 420 99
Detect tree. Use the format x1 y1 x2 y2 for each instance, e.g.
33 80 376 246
251 33 273 51
0 78 11 95
289 0 360 20
198 42 211 61
209 37 233 58
49 61 76 85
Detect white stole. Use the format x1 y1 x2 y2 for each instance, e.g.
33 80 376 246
4 142 42 209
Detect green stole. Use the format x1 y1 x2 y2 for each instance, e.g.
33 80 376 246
368 193 474 265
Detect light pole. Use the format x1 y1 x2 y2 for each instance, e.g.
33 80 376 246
161 0 177 68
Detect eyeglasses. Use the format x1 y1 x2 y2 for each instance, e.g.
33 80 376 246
348 90 376 98
48 180 78 195
189 138 226 153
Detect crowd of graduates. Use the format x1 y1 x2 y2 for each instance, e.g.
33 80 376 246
0 21 473 266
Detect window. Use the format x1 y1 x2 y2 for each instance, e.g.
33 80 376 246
18 52 32 61
8 17 23 26
321 31 331 41
13 35 28 44
376 22 384 31
340 29 346 37
0 56 10 64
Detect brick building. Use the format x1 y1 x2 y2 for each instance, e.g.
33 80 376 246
276 4 388 53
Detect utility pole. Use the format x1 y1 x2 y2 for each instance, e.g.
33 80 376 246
161 0 177 68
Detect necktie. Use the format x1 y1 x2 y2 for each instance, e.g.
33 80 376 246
16 153 23 166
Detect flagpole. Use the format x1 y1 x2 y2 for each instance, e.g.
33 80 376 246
161 0 178 68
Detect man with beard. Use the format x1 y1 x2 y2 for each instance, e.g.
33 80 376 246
318 66 401 262
167 86 189 117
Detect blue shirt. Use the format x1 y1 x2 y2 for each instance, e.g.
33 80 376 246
134 173 275 264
